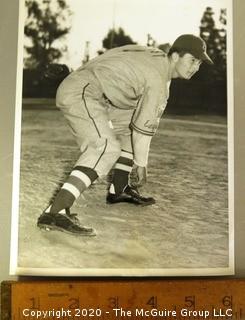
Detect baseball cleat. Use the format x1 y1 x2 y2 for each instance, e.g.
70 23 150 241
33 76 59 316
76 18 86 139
37 209 96 236
106 185 155 206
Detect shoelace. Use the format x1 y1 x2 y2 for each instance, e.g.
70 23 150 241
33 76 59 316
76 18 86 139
65 209 80 224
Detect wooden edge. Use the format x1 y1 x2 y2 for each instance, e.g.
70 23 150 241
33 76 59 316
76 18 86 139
0 281 13 320
0 278 245 285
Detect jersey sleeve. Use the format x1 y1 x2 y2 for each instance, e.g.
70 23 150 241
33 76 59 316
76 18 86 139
132 131 152 167
130 81 169 136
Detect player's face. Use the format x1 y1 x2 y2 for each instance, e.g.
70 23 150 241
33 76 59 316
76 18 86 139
175 53 202 79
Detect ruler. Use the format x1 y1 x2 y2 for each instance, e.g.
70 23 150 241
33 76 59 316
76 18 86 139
1 280 245 320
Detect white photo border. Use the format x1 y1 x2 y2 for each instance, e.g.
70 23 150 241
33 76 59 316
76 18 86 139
10 0 234 277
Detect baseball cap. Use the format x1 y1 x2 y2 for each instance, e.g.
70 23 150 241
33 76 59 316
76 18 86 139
171 34 214 65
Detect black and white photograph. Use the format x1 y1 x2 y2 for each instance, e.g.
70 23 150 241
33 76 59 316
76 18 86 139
10 0 234 276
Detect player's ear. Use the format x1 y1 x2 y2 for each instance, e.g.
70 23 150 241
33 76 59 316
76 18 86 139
171 52 180 63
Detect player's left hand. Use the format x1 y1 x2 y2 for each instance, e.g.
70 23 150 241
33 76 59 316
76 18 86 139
132 165 147 187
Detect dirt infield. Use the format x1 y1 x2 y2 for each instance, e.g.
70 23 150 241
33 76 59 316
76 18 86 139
17 108 229 274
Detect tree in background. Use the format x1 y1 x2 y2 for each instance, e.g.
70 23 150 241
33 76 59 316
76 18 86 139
24 0 72 69
199 7 227 80
147 34 156 47
158 43 171 54
102 27 136 50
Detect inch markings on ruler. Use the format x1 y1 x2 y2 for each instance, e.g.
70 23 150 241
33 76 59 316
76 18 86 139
1 280 245 320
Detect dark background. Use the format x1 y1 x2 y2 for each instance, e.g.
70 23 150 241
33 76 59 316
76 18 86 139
22 3 227 116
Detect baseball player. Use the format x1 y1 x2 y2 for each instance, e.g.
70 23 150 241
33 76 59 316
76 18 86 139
37 34 213 236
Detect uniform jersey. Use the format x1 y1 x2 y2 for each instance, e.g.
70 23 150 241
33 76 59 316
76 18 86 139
76 45 171 136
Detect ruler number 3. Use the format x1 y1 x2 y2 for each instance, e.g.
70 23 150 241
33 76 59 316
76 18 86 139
108 296 119 308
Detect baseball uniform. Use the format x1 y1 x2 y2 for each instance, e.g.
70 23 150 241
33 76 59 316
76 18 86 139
56 45 171 181
37 35 213 235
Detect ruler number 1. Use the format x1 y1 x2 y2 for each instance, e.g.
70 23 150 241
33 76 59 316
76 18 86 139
29 297 40 309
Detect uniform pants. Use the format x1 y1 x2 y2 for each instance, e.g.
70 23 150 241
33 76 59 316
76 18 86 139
56 69 134 177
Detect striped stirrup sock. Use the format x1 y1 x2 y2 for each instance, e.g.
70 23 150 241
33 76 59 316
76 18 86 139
49 166 98 213
109 150 133 195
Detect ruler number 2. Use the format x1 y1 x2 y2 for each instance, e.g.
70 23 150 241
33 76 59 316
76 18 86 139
68 298 80 309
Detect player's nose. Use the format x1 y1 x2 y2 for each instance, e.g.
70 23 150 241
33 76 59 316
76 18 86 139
193 61 201 72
